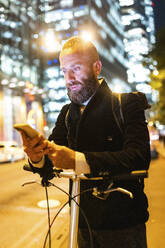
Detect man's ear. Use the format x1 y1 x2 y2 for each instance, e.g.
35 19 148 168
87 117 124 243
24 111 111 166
93 60 102 76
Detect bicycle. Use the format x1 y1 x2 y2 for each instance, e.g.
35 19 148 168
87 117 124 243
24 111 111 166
22 164 148 248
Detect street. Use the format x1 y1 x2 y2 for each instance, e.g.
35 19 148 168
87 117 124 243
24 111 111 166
145 154 165 248
0 159 69 248
0 154 165 248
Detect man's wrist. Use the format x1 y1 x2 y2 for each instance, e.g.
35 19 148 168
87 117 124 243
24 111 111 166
29 156 45 168
31 158 43 164
75 152 90 174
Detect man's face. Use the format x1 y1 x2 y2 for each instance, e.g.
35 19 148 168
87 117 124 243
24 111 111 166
60 52 99 105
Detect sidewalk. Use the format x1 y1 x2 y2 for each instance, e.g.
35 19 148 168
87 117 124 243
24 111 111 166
155 141 165 158
145 141 165 248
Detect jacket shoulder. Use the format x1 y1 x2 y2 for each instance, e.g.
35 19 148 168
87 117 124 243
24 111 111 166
120 92 151 110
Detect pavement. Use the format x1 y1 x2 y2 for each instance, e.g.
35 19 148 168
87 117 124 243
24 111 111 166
1 144 164 248
155 141 165 158
145 140 165 248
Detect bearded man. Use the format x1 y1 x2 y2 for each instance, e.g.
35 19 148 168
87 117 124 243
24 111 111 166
21 36 150 248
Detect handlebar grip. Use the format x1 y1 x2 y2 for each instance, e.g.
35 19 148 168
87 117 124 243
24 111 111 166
113 170 148 181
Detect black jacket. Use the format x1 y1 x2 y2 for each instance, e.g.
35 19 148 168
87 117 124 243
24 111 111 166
37 79 151 229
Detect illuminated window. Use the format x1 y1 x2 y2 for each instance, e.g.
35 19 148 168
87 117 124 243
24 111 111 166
74 8 88 17
2 31 12 38
45 10 62 23
47 78 65 89
60 0 73 8
31 67 38 84
22 65 30 78
99 29 107 39
127 64 150 83
55 20 70 31
46 67 59 78
95 0 102 8
48 101 64 111
47 112 59 122
13 63 21 77
63 10 73 19
136 83 152 94
1 55 13 75
119 0 134 7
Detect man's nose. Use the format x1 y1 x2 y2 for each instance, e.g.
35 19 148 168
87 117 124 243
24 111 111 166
66 70 75 82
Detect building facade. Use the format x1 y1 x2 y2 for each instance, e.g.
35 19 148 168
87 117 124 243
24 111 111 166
36 0 129 129
1 0 156 137
119 0 155 100
0 0 45 142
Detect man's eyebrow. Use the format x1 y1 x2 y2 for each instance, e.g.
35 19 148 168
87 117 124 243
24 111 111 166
61 63 82 69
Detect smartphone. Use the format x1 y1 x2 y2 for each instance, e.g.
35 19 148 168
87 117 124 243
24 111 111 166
14 123 40 138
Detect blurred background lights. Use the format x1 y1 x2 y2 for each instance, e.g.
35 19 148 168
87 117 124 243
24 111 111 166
10 77 17 83
18 81 25 87
9 82 16 88
148 121 154 127
43 29 61 53
1 79 9 85
120 0 134 6
44 126 49 132
136 84 152 94
33 33 38 39
153 69 159 76
113 84 123 93
80 30 93 41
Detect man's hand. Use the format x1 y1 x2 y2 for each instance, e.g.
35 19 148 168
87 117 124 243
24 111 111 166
47 141 75 170
21 132 50 163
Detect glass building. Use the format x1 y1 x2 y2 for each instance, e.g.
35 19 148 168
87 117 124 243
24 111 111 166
35 0 130 128
0 0 45 142
1 0 155 135
119 0 155 99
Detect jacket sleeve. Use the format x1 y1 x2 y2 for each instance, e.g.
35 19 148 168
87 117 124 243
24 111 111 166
28 104 69 179
48 104 69 145
84 94 151 176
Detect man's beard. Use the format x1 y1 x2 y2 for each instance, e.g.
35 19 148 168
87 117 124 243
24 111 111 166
67 74 99 105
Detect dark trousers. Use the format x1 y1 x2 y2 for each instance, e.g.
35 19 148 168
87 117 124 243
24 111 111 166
78 223 147 248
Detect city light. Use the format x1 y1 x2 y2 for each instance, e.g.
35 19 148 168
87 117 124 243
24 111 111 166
153 69 159 76
42 29 61 53
1 79 9 85
113 84 123 93
119 0 134 7
80 30 93 41
0 0 156 129
136 83 152 94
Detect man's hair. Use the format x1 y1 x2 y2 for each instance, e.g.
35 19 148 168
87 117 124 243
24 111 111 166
59 36 99 62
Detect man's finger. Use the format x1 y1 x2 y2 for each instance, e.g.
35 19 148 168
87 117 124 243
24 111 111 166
29 134 44 148
24 146 44 158
21 131 30 145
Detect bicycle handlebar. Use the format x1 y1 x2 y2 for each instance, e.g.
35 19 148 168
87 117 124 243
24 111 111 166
23 164 148 248
23 164 148 181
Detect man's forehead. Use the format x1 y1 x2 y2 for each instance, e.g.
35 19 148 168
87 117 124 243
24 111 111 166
60 52 91 67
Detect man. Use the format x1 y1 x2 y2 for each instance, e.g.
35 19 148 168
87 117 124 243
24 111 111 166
22 36 151 248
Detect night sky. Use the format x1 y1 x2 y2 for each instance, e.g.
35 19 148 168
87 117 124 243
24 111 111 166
152 0 165 32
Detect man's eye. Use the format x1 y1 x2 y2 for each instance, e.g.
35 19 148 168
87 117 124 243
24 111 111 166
74 66 80 71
